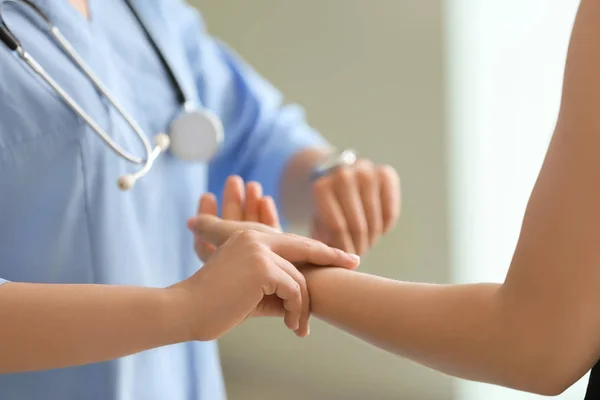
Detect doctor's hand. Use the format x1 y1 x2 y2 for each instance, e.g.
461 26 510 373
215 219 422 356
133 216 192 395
179 214 360 341
311 160 401 256
194 176 282 262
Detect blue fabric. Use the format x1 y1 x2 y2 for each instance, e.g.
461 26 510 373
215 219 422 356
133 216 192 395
0 0 326 399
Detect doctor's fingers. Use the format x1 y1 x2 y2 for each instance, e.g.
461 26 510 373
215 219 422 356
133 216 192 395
209 232 307 335
264 231 360 269
224 180 281 229
189 215 279 245
244 182 263 223
221 179 278 228
195 237 214 262
189 216 359 269
222 176 245 220
198 192 218 215
332 169 369 256
378 165 402 233
259 196 282 230
355 160 383 247
313 180 355 255
268 252 311 337
196 193 219 261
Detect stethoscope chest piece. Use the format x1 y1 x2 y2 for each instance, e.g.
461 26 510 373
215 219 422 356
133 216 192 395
169 107 224 162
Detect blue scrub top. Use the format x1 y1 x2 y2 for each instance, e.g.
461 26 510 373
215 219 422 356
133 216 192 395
0 0 326 399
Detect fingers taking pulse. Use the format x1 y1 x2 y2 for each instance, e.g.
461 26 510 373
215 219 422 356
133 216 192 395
185 214 359 339
188 214 361 270
187 177 359 338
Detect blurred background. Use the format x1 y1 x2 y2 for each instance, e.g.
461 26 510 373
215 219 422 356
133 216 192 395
189 0 586 399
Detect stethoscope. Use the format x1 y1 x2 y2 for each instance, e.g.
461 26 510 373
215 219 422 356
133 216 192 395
0 0 224 190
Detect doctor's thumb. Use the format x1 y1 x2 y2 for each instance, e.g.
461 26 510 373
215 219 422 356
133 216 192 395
187 214 243 246
188 214 281 246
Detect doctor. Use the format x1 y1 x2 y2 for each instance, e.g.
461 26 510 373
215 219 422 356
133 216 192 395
0 1 400 400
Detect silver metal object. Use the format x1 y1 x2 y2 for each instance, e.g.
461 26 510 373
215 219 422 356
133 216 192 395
312 149 358 180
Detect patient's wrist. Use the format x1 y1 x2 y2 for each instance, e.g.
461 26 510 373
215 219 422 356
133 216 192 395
298 265 327 286
300 266 353 316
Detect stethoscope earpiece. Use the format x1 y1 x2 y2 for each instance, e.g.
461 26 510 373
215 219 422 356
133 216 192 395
117 174 136 191
154 133 171 152
116 133 173 191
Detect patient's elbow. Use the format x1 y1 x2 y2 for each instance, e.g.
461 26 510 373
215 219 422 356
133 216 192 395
527 377 572 397
496 287 592 396
513 346 588 397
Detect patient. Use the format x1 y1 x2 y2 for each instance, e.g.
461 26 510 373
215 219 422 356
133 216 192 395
190 1 600 398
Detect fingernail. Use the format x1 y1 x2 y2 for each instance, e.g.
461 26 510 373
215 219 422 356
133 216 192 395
348 254 361 263
296 327 310 338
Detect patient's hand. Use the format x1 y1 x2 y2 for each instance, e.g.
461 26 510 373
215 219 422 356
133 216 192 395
194 176 282 262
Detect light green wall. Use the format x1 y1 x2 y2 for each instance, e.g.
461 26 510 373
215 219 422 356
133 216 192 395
187 1 451 398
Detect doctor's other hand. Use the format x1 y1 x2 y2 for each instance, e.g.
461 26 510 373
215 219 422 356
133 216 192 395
311 160 401 256
178 216 360 341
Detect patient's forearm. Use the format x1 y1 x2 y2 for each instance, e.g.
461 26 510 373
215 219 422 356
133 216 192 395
303 268 557 395
0 282 187 373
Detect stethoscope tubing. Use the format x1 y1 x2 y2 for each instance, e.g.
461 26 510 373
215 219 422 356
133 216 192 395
0 0 153 165
0 0 228 190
